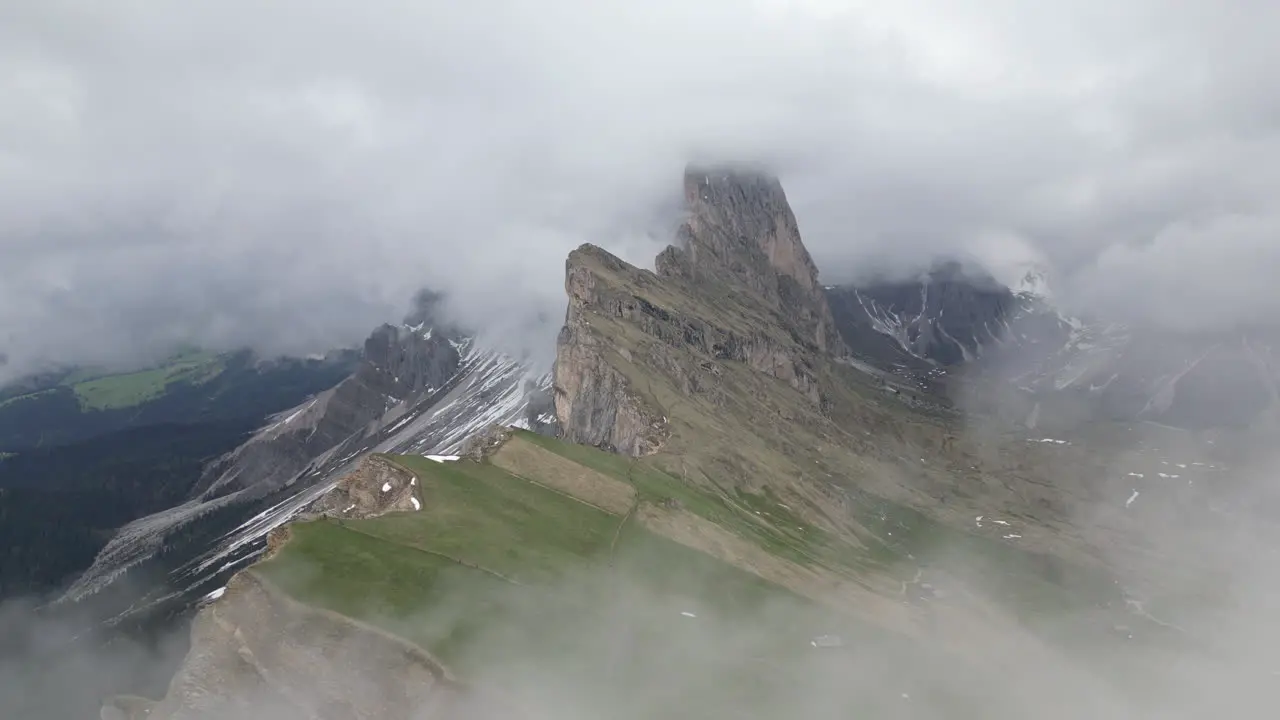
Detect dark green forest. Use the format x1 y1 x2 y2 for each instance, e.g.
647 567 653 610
0 350 355 451
0 420 258 597
0 352 356 599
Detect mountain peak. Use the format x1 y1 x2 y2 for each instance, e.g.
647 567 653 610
1005 262 1055 301
660 164 843 354
677 165 819 295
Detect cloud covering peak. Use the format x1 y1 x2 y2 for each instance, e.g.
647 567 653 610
4 0 1280 378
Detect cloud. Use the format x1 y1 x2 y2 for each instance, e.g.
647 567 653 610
3 0 1279 378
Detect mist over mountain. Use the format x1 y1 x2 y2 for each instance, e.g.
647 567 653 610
6 2 1280 718
7 0 1280 381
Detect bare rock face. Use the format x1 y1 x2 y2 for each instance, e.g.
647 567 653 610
103 573 462 720
668 165 844 355
554 255 667 455
554 323 665 456
553 166 839 455
459 424 514 460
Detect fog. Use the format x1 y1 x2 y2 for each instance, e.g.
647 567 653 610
4 1 1280 717
12 438 1280 720
5 0 1280 380
4 363 1280 717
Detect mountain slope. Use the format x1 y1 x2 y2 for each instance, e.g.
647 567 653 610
87 166 1275 719
121 433 1042 719
545 167 1269 691
0 349 358 452
826 262 1280 431
0 352 358 600
0 421 257 598
58 315 552 629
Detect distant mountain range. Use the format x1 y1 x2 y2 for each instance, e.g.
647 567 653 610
826 261 1280 431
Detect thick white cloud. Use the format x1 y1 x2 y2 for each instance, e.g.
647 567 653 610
3 0 1279 378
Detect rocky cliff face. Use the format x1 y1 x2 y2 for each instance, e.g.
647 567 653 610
659 166 844 355
553 166 845 455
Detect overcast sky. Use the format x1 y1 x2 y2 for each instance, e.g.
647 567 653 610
3 0 1280 379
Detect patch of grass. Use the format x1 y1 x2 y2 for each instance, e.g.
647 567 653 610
489 437 636 514
255 519 514 667
509 430 1119 630
842 488 1122 622
258 440 1027 717
365 454 619 582
257 486 916 716
70 352 223 410
612 517 817 631
512 429 818 567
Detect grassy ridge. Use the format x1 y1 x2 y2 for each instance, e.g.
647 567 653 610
513 430 1135 641
254 445 926 717
349 454 619 582
256 431 1148 717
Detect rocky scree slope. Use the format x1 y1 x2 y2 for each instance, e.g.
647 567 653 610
58 296 553 627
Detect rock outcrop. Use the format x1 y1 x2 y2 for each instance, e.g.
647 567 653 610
553 166 842 455
310 454 418 519
661 165 844 355
553 288 667 455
